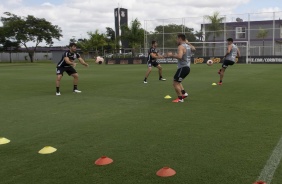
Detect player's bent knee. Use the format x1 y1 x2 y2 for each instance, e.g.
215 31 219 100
56 75 63 81
72 73 79 78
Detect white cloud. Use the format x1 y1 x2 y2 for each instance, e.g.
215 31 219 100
6 0 22 5
2 0 279 47
41 2 55 8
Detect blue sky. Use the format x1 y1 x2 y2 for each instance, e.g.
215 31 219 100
235 0 281 13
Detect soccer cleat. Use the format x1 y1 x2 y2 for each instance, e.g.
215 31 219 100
182 93 188 99
144 81 148 84
159 78 166 81
73 89 82 93
218 82 223 85
56 92 61 96
172 98 184 103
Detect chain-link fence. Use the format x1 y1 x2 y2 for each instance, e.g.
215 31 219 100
144 11 282 58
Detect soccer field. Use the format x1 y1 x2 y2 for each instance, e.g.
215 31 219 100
1 62 282 184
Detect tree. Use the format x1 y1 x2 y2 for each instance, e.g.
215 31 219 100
257 28 268 56
204 12 225 56
195 31 204 42
1 12 62 62
0 40 20 63
106 27 115 41
121 18 144 55
0 27 20 62
105 27 118 52
69 37 77 43
76 38 90 54
87 30 107 56
151 24 196 49
75 30 109 56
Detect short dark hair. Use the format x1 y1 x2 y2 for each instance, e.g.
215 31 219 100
152 40 157 45
69 42 77 48
177 33 186 41
227 38 233 42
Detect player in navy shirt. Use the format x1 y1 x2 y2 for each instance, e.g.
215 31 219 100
55 43 89 96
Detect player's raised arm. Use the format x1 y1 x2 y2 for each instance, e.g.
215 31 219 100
237 47 241 57
185 39 196 51
167 45 184 60
224 44 233 57
151 52 164 59
78 57 89 67
64 56 76 67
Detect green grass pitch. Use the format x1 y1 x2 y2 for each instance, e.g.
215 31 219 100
0 62 282 184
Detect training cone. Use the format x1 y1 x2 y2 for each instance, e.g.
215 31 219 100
38 146 57 154
253 181 267 184
95 156 113 166
0 137 10 145
212 83 217 86
164 95 172 99
156 167 176 177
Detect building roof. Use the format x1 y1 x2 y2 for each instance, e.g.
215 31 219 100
202 19 282 26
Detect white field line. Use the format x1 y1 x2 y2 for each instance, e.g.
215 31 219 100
257 135 282 184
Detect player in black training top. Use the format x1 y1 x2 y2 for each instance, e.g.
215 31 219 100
143 41 166 83
55 43 89 96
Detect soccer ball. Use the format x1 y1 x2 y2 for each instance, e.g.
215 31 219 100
95 56 104 64
207 60 213 66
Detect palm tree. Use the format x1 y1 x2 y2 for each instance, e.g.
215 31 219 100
87 30 107 56
121 18 144 56
257 28 268 56
204 12 225 56
195 30 204 41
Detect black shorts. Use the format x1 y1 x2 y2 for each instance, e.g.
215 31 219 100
56 67 77 76
148 61 159 67
222 60 235 69
174 67 190 82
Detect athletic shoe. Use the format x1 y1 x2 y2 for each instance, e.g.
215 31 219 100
56 92 61 96
172 98 184 103
182 93 188 99
159 78 166 81
218 82 223 85
73 89 82 93
218 69 221 74
144 81 148 84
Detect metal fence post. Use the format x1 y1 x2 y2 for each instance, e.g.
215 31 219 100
247 13 251 64
163 19 165 54
273 12 275 56
224 15 227 56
